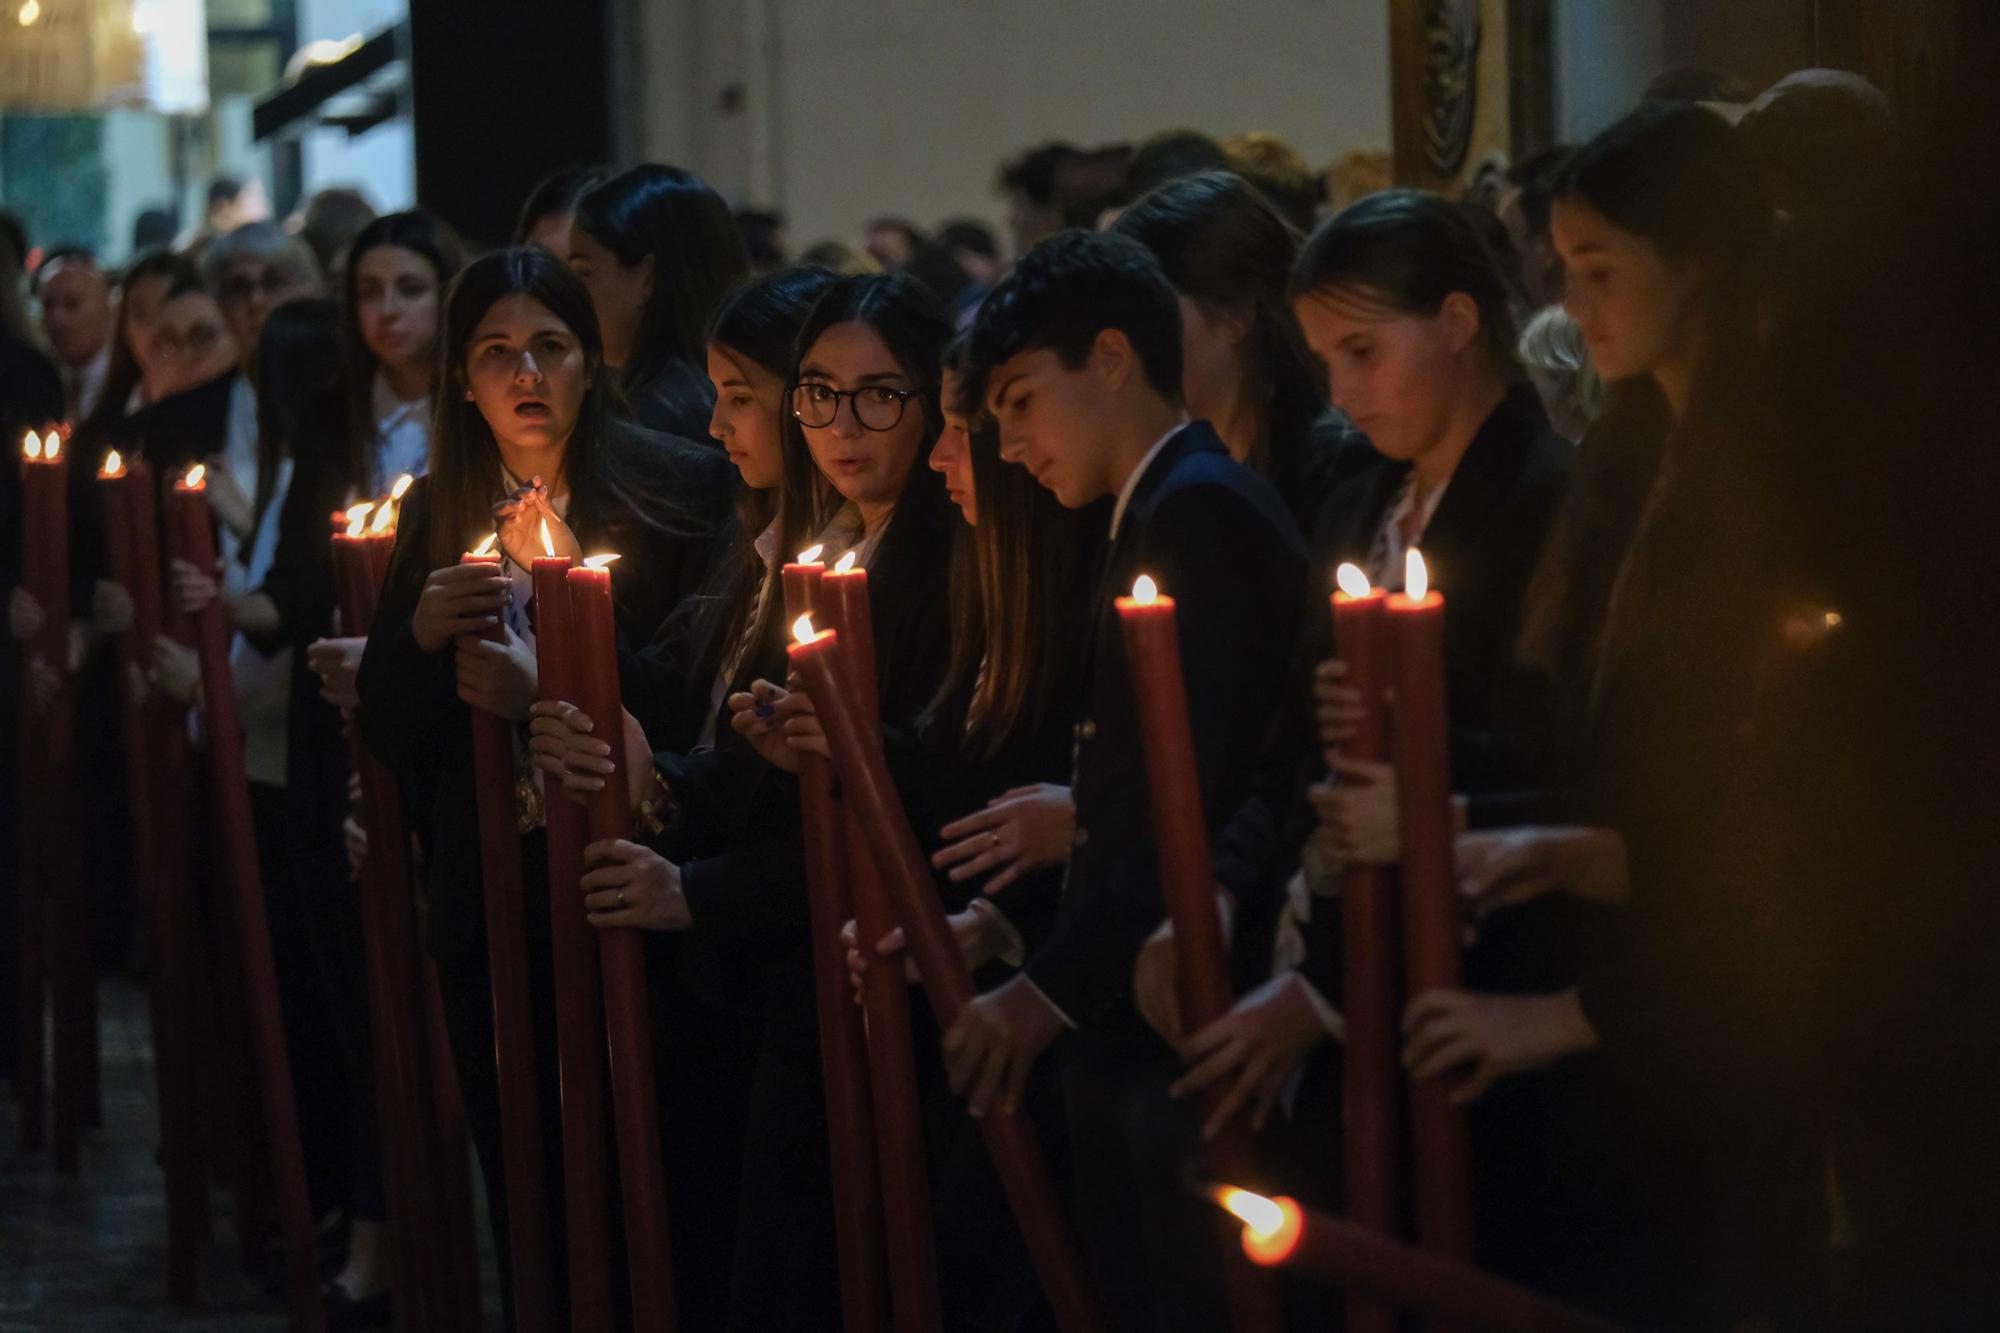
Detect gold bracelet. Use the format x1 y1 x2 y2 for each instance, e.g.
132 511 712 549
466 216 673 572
634 766 674 837
516 772 546 834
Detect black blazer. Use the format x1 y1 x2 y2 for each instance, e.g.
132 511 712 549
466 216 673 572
357 460 729 958
627 360 719 449
1021 421 1306 1025
1217 385 1577 991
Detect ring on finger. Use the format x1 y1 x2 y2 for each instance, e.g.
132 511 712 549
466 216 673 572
988 831 1000 849
617 888 628 907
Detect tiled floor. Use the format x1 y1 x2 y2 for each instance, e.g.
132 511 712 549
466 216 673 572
2 976 297 1331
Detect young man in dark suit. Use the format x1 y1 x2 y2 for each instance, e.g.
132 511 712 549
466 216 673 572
947 230 1306 1331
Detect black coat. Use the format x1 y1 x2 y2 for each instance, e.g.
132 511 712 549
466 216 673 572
1022 421 1306 1025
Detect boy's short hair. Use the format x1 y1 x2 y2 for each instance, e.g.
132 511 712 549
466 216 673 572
963 228 1184 408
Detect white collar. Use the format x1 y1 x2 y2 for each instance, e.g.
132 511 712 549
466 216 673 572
1108 420 1189 541
372 369 430 430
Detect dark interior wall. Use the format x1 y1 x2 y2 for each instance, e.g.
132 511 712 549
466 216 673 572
1662 0 1815 92
407 0 613 248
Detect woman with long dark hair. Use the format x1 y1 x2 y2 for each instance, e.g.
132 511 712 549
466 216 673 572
343 209 468 495
1112 168 1367 528
570 164 750 443
355 247 732 1322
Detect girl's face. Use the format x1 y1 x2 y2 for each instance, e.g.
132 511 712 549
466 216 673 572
567 226 651 371
463 293 589 465
123 271 174 383
794 320 928 517
354 243 442 377
148 291 239 398
1293 285 1472 463
707 344 785 490
1176 294 1251 427
929 367 977 525
1551 196 1705 385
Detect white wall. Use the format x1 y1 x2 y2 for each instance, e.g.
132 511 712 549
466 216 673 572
636 0 1392 251
296 0 414 211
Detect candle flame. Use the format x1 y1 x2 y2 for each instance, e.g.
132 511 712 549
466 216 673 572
796 543 825 565
539 516 555 557
1822 610 1843 630
1405 548 1429 600
369 502 396 534
103 449 125 477
1131 573 1159 606
584 553 620 570
793 614 817 644
344 502 375 538
470 532 499 558
183 463 206 488
1335 562 1371 600
389 472 414 501
833 549 857 575
44 432 61 462
22 430 41 460
1215 1187 1287 1242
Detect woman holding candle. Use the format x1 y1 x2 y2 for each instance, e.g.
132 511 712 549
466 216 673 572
569 164 750 443
355 246 731 1325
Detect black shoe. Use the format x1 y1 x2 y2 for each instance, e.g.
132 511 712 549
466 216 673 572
323 1284 393 1331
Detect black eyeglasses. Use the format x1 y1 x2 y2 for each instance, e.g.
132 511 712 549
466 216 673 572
789 381 914 431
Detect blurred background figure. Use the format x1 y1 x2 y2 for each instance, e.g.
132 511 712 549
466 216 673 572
736 207 791 273
996 140 1080 255
864 215 928 270
31 247 115 421
1517 304 1601 443
290 187 379 285
513 164 609 255
1223 131 1324 233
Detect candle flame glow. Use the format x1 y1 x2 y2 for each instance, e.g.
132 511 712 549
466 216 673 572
390 473 414 501
1405 548 1429 600
1335 562 1371 600
44 432 61 462
539 517 555 557
1215 1187 1287 1242
584 553 620 570
344 502 375 538
22 430 40 460
369 502 396 534
1131 574 1159 606
183 463 206 488
103 449 124 477
793 614 817 645
833 550 857 575
471 532 499 558
796 543 825 565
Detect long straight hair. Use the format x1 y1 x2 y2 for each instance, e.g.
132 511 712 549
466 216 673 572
574 165 749 397
928 336 1098 760
73 250 193 446
775 272 954 690
1112 169 1328 474
695 265 840 691
249 295 344 526
425 246 715 570
343 209 467 492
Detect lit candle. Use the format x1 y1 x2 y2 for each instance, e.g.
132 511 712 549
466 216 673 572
18 430 70 692
567 552 677 1326
528 518 614 1330
328 493 461 1327
460 531 556 1333
1329 563 1398 1333
1384 548 1473 1271
169 463 327 1331
1214 1187 1620 1333
1113 573 1282 1331
789 618 1105 1333
813 555 942 1332
788 612 892 1331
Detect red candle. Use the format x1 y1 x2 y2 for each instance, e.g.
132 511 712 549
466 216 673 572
100 452 201 1294
331 502 470 1333
568 554 678 1326
1329 563 1400 1333
457 532 557 1333
1215 1189 1622 1333
788 624 1105 1333
784 554 892 1333
169 464 327 1333
530 528 615 1333
1113 574 1282 1333
822 553 941 1333
16 429 72 1156
1385 549 1473 1273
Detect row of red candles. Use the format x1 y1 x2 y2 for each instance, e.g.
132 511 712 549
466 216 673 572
25 425 1607 1333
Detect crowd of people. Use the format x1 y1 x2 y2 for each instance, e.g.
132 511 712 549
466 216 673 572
3 55 1999 1333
